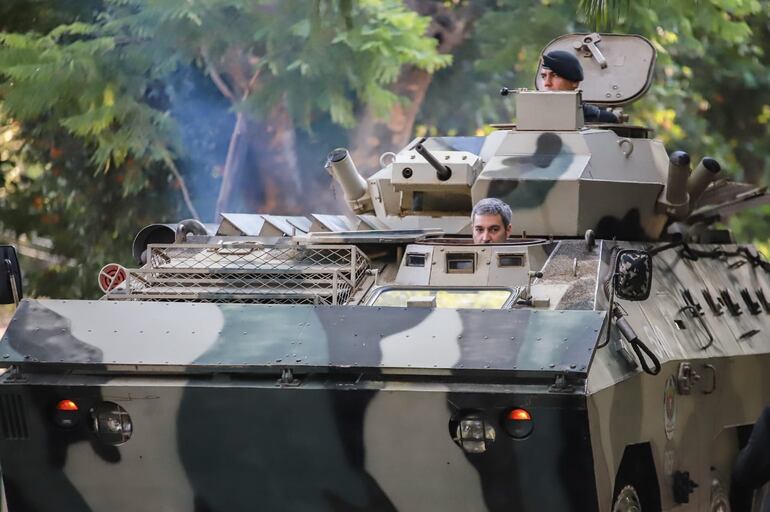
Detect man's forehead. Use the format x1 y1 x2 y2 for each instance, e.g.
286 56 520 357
473 213 505 226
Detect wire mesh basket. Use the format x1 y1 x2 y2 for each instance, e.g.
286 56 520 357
104 242 370 305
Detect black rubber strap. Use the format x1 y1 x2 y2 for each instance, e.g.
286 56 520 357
629 338 661 375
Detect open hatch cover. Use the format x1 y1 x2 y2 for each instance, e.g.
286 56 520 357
537 33 656 107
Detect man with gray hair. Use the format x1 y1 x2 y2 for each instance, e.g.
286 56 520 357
472 198 512 244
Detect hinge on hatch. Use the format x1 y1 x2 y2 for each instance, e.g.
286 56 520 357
276 368 301 387
4 365 25 383
549 373 575 393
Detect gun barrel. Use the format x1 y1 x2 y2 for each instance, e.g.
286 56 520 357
414 143 452 181
687 157 721 209
326 148 368 202
665 150 691 207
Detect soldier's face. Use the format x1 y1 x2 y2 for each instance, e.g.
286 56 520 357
540 69 579 91
472 214 511 244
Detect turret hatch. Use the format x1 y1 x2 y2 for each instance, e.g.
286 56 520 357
537 33 656 106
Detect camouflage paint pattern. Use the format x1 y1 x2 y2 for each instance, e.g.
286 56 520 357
3 33 770 512
587 241 770 510
472 130 669 240
2 300 603 375
0 299 604 511
3 235 770 511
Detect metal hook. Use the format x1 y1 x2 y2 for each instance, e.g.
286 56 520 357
379 152 397 167
618 138 634 158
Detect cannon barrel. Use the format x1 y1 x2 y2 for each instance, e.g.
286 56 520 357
687 157 721 209
326 148 368 202
413 140 452 181
665 150 691 207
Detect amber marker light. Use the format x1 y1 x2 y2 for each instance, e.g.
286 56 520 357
54 399 80 428
508 408 531 421
56 399 78 411
503 407 533 438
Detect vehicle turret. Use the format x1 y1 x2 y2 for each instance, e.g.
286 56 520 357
327 33 767 241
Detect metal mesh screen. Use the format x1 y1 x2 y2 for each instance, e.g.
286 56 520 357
104 242 370 305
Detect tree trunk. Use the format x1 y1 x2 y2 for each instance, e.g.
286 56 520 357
735 147 764 186
215 112 248 215
215 103 304 215
349 2 479 174
349 69 435 174
247 103 303 213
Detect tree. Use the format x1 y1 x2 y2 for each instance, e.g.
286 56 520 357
0 0 451 296
0 0 184 298
3 0 770 300
96 0 451 214
349 0 482 173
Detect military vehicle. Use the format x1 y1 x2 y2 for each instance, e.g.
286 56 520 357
1 32 770 511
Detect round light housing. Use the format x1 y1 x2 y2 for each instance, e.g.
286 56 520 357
53 399 79 428
503 407 533 438
90 402 133 445
450 413 496 454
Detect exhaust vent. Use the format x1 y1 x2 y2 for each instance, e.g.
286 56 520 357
0 394 29 440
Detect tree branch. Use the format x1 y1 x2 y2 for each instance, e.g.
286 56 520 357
201 46 236 102
215 112 248 216
244 60 262 98
162 153 201 221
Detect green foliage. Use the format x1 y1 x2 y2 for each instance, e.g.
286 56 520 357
0 117 182 297
0 1 103 34
578 0 630 30
93 0 450 130
3 0 770 299
0 25 183 171
0 0 451 298
0 0 450 183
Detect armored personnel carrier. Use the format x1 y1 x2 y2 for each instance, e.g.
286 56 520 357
1 33 770 511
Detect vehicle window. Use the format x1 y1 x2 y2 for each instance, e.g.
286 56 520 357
371 289 512 309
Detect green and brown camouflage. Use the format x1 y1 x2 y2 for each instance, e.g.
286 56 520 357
1 33 770 511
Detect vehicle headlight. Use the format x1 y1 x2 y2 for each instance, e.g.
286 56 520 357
90 401 132 445
451 413 496 454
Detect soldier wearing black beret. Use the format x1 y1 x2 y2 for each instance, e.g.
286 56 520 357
540 50 619 124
